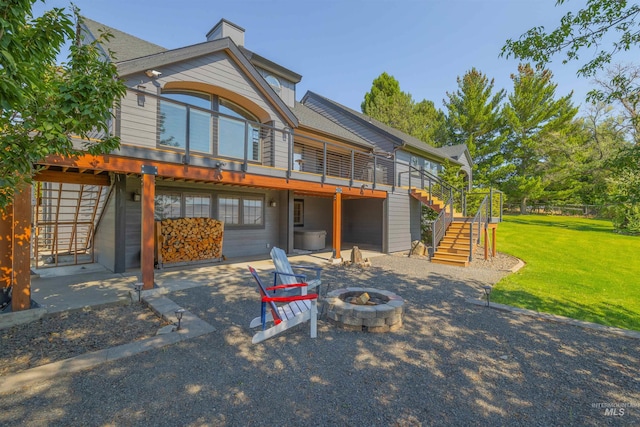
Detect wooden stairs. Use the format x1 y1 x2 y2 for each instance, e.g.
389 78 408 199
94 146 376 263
410 189 473 267
409 189 461 215
430 220 474 267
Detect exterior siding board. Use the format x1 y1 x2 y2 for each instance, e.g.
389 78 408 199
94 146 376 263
387 191 412 253
94 189 116 271
125 177 142 268
294 197 333 249
118 88 158 148
118 52 288 158
410 197 421 242
160 53 284 126
280 79 295 108
303 98 396 154
343 198 383 247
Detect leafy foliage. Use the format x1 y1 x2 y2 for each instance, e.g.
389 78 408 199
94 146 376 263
607 144 640 233
591 63 640 142
0 1 126 208
501 0 640 77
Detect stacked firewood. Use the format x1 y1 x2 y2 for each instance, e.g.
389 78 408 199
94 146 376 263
156 218 224 264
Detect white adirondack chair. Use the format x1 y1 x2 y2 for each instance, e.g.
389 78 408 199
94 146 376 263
248 266 318 344
270 247 322 293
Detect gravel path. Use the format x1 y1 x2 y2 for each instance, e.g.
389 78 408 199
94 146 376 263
1 254 638 426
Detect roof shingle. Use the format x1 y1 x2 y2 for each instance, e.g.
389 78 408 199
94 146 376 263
81 17 167 63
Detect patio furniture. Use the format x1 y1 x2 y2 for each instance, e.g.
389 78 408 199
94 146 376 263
270 247 322 294
248 266 318 344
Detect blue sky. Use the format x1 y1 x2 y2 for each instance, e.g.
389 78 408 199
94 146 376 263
34 0 636 116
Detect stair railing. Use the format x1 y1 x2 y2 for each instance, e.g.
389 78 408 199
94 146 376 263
468 195 489 262
404 166 466 216
428 195 454 259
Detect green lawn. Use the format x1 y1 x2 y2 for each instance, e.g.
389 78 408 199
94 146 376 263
492 214 640 331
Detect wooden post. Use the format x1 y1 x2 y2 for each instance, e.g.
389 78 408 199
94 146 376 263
141 166 157 290
483 227 489 260
332 191 342 260
0 203 13 290
492 226 497 257
12 187 32 311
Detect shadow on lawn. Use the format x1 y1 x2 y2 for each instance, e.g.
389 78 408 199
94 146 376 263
492 288 640 332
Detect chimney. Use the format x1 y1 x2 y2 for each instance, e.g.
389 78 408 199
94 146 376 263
206 19 245 47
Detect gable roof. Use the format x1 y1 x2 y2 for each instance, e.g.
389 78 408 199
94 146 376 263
436 144 474 166
82 19 299 128
293 102 372 148
301 91 461 164
81 18 167 62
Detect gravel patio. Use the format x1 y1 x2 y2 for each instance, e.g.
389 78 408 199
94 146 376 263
1 254 639 426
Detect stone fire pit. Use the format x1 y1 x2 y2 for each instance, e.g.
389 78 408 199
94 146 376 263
324 287 404 332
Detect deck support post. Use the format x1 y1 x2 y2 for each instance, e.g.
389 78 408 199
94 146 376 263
12 187 32 311
484 226 489 260
141 166 157 290
332 190 342 261
492 226 497 257
0 203 13 292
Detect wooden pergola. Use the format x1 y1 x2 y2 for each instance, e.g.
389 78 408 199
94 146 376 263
0 153 387 311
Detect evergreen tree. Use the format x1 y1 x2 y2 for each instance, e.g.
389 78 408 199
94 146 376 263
443 68 507 186
362 72 446 147
501 64 578 213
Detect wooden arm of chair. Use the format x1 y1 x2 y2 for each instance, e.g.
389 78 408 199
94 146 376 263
262 293 318 303
266 282 309 291
292 265 322 280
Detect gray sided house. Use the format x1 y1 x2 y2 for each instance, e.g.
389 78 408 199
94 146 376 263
10 17 483 299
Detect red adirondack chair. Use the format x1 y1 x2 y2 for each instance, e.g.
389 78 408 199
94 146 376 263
248 266 318 344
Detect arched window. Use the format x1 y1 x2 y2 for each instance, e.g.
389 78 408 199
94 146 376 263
218 99 261 161
158 90 262 162
159 91 213 153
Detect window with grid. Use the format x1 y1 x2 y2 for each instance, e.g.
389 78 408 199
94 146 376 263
185 194 211 218
243 198 263 225
218 195 264 227
155 193 182 220
218 196 240 225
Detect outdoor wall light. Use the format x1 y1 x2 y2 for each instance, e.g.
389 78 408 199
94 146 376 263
136 84 146 107
132 190 141 202
482 285 492 307
133 282 143 302
175 308 186 330
269 200 277 207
